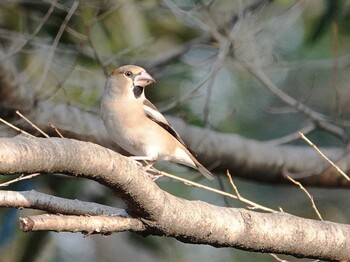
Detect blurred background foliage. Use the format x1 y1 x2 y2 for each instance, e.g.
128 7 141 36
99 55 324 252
1 0 350 261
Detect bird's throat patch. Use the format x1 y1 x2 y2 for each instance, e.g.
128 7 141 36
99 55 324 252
133 86 144 99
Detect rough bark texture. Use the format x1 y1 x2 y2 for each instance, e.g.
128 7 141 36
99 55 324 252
0 136 350 260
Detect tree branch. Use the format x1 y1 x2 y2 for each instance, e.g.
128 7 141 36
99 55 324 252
242 61 348 142
20 214 145 234
0 136 350 260
0 190 126 216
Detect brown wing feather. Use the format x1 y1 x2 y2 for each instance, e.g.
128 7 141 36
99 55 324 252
143 99 197 156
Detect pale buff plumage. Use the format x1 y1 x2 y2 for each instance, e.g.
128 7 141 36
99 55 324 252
101 65 214 180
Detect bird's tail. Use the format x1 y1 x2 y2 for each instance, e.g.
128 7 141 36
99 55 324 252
189 154 214 179
196 162 215 180
176 147 215 180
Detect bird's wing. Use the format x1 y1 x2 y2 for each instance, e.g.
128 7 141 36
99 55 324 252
143 99 171 126
143 99 195 154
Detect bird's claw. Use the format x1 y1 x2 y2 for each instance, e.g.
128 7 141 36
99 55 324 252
146 172 163 181
135 161 143 168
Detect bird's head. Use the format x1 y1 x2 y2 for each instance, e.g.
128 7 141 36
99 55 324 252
105 65 155 97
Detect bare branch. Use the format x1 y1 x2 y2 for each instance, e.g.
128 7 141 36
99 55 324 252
20 214 144 234
36 0 79 92
228 0 275 29
0 137 350 260
269 253 288 262
203 38 229 126
266 122 316 145
0 190 125 216
0 173 42 187
49 123 64 138
85 24 109 76
0 117 35 138
16 111 49 138
2 0 57 60
241 60 348 142
285 176 323 221
151 168 276 213
299 131 350 181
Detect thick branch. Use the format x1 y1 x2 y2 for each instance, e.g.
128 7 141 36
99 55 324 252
0 136 350 260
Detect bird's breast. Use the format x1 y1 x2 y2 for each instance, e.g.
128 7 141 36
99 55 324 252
101 98 144 154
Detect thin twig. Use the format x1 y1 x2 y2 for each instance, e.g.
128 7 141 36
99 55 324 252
2 0 57 61
159 66 221 113
159 92 202 113
0 117 35 138
65 26 88 41
269 253 289 262
87 3 121 25
49 123 64 138
84 5 115 77
266 122 316 145
226 170 242 199
145 35 211 69
40 59 77 101
150 167 277 213
217 175 233 207
203 39 230 126
36 0 79 91
228 0 274 28
0 173 42 187
16 111 49 138
85 25 109 76
42 0 72 12
242 61 348 142
298 131 350 181
286 175 323 221
163 0 212 33
226 170 275 211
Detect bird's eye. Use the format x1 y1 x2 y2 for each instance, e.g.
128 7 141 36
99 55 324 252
125 71 133 77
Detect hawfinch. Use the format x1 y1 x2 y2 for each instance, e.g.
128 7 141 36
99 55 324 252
101 65 214 180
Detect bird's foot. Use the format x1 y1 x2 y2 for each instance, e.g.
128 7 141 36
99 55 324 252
142 161 155 172
129 156 156 168
128 156 161 179
134 160 144 168
141 161 162 180
128 156 145 168
148 173 163 181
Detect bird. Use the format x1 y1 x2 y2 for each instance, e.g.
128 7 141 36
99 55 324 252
101 65 214 180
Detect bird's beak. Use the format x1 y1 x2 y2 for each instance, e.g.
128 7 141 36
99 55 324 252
134 71 155 87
